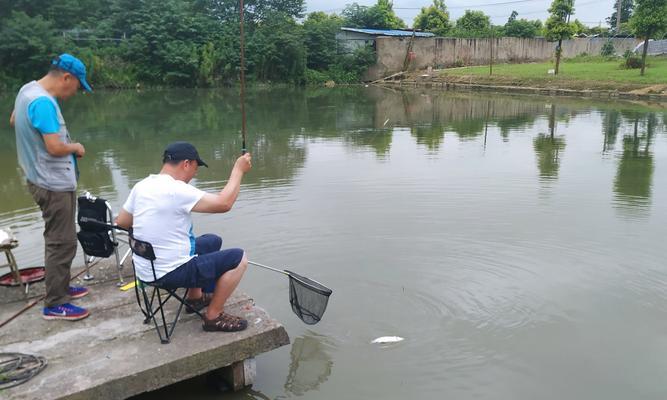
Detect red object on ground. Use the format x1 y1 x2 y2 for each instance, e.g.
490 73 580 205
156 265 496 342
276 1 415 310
0 267 45 286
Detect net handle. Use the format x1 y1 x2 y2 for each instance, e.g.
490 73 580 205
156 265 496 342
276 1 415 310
248 261 289 276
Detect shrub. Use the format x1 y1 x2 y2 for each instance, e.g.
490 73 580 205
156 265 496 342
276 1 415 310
622 55 643 69
451 59 465 68
304 68 331 85
600 41 615 58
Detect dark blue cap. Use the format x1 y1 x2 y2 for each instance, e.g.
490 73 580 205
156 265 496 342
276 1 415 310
163 142 208 167
52 54 92 92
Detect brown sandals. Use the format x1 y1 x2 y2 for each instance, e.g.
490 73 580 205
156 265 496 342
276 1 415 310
203 313 248 332
185 293 213 314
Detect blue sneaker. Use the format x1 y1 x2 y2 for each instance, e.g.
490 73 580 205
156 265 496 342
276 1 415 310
68 286 89 299
43 303 90 321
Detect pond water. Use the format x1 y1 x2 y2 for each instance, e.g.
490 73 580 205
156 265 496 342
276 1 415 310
1 87 666 399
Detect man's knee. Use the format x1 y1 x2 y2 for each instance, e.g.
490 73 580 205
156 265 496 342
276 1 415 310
203 234 222 250
46 240 77 257
237 252 248 272
228 251 248 276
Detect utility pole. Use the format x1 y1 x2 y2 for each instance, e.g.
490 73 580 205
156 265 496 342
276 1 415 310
616 0 622 33
489 27 494 76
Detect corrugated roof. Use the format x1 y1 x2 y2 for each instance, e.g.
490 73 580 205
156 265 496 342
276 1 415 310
633 39 667 55
341 28 435 38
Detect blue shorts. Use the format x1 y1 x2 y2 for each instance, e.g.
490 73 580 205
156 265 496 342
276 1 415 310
155 234 243 290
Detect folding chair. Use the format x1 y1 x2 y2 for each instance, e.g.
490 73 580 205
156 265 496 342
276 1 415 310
78 214 204 344
76 192 131 285
128 234 204 344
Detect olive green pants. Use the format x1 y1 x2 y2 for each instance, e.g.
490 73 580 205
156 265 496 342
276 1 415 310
27 182 77 307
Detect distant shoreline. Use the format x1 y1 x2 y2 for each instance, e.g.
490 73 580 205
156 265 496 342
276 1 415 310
376 78 667 104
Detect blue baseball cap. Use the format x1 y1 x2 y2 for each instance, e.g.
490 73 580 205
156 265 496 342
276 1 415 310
51 54 92 92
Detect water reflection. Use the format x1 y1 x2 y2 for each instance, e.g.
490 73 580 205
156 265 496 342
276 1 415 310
283 333 334 396
602 110 621 153
4 88 662 216
1 87 665 270
613 113 657 214
533 104 566 181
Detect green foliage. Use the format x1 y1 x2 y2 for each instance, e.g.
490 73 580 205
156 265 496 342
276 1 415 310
0 0 380 89
454 10 492 37
342 0 406 29
247 13 306 84
304 68 332 84
607 0 634 28
413 0 452 37
571 19 587 35
622 54 644 68
545 0 576 42
304 45 376 84
630 0 667 38
0 11 70 86
587 26 612 37
630 0 667 74
600 40 616 57
205 0 305 24
503 14 543 38
304 12 344 70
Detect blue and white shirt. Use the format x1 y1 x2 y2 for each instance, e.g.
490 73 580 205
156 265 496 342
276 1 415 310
13 81 77 191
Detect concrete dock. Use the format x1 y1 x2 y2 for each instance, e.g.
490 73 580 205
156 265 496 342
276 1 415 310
0 261 290 399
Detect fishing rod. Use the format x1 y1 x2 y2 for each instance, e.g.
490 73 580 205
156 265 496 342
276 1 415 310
239 0 247 155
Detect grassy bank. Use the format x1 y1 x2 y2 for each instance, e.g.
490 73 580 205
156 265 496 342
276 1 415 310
434 56 667 91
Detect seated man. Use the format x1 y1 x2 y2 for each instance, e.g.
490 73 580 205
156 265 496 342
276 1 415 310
116 141 252 332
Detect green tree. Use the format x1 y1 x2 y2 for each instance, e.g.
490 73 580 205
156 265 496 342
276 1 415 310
303 12 344 70
571 18 587 35
247 13 306 83
606 0 634 29
342 0 405 29
113 0 219 85
545 0 575 75
503 12 542 38
0 11 69 87
207 0 305 24
454 10 492 37
630 0 667 75
413 0 451 36
0 0 377 88
367 0 406 29
341 3 370 28
508 10 518 24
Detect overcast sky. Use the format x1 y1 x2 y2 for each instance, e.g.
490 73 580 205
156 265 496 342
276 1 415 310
304 0 618 27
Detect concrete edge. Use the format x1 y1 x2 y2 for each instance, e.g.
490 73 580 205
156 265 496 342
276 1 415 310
59 324 290 400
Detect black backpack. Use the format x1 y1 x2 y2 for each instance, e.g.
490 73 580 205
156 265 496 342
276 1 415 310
77 196 116 258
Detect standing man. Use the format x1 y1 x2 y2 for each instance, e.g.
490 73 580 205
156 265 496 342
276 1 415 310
115 142 252 332
10 54 92 321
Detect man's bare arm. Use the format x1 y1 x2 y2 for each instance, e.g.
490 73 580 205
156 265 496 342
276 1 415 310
115 209 133 230
192 153 252 214
43 134 85 157
9 110 15 127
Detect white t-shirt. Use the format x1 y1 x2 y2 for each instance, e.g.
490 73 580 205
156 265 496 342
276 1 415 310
122 174 206 282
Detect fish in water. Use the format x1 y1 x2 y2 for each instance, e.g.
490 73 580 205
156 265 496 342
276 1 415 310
371 336 404 344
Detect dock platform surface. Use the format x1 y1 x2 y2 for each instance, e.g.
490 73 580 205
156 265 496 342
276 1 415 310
0 264 290 399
